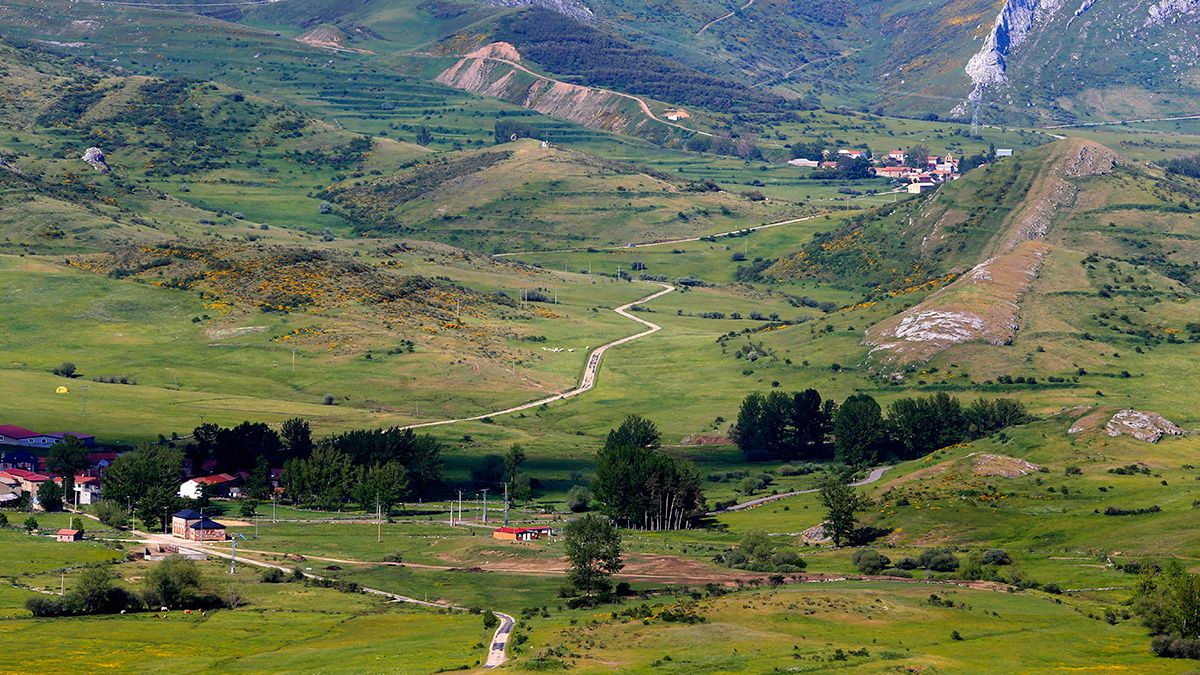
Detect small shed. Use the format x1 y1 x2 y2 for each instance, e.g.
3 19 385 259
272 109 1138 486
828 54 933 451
56 529 82 542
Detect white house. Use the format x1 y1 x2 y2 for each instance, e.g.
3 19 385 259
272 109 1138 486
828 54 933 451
996 148 1014 157
73 476 101 506
178 473 237 499
788 158 820 168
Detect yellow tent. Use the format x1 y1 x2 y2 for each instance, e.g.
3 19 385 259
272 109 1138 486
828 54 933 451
55 386 70 394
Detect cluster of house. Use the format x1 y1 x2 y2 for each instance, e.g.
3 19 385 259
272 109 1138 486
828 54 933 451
491 525 554 541
1 426 113 510
788 148 965 193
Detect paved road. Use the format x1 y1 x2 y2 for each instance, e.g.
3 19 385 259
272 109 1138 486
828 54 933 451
493 213 825 258
401 283 674 430
710 465 892 514
1044 112 1200 129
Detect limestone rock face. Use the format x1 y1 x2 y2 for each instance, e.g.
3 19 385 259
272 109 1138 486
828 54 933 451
1105 410 1184 442
81 147 108 172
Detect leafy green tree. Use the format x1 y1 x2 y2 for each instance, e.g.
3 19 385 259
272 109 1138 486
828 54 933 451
322 428 442 498
818 476 869 547
355 461 409 514
94 502 130 529
282 446 355 510
24 516 38 532
280 418 313 460
833 393 886 466
415 125 432 146
603 415 661 452
73 567 123 614
592 433 704 530
103 444 186 532
246 456 272 501
905 144 931 168
144 555 202 609
964 398 1030 437
503 444 527 482
495 119 535 145
564 514 623 601
47 436 89 508
38 480 64 512
887 392 967 459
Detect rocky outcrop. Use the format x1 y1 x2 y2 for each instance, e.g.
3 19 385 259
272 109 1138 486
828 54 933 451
480 0 593 22
1105 410 1184 442
81 147 108 172
957 0 1063 115
1145 0 1200 26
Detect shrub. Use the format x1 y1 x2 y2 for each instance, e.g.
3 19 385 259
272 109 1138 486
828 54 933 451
25 596 65 617
1103 505 1160 516
94 501 130 529
53 362 78 378
260 568 285 583
143 556 203 609
483 610 500 630
1043 583 1063 595
894 557 919 571
853 549 891 575
0 512 7 528
382 553 404 563
981 549 1012 566
322 394 337 405
1151 634 1200 659
918 548 960 572
24 516 38 532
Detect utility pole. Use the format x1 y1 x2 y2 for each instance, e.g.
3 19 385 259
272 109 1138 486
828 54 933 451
457 490 463 526
61 572 65 596
480 489 489 524
503 482 509 526
272 495 277 524
292 349 296 372
376 497 382 544
255 514 259 538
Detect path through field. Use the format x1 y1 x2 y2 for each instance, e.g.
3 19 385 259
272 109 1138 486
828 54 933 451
696 0 755 34
401 283 675 430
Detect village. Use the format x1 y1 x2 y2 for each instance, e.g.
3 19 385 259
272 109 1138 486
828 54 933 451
787 147 1012 193
1 423 555 545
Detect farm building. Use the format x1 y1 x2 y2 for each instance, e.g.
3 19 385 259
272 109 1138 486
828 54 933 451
492 526 537 541
908 181 937 194
0 468 49 506
492 526 553 541
56 529 82 542
171 509 227 541
48 432 96 448
0 425 55 448
73 476 101 505
178 473 238 499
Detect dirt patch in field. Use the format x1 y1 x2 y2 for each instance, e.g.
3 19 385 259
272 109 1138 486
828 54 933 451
466 41 521 61
205 325 267 340
213 518 253 527
1068 407 1112 435
679 435 733 446
969 453 1040 477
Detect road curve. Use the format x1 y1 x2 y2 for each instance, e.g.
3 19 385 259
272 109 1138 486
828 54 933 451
710 465 892 514
696 0 755 35
402 283 674 430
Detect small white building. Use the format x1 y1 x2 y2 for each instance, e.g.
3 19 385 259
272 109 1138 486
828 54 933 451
73 476 101 505
788 158 820 168
996 148 1014 157
908 181 937 194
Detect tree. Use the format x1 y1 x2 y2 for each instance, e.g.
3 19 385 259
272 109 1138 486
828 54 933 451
495 119 535 145
103 444 186 532
503 444 527 482
566 485 591 512
818 476 869 547
246 456 272 501
73 566 122 614
94 501 130 529
38 480 63 512
282 446 355 510
732 390 831 461
53 361 77 378
603 415 661 452
144 555 202 609
592 439 704 530
24 516 38 532
833 394 886 466
564 514 623 601
887 392 966 459
415 125 432 146
355 461 409 514
280 418 313 460
47 436 89 508
905 144 931 169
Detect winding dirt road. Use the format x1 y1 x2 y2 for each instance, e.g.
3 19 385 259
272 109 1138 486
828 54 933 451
711 465 892 514
696 0 755 34
401 283 674 430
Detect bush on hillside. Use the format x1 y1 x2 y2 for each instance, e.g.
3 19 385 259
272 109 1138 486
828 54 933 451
852 549 890 575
